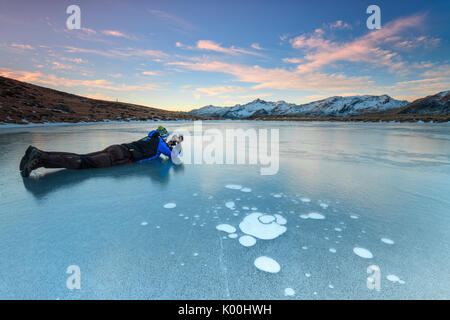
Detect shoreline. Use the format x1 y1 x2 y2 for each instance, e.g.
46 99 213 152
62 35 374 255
1 118 449 130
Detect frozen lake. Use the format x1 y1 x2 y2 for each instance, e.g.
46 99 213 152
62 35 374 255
0 121 449 299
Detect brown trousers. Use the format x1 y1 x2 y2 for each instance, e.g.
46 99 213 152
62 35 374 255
40 145 132 170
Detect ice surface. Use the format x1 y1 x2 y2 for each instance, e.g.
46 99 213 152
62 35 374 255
1 121 450 299
254 256 281 273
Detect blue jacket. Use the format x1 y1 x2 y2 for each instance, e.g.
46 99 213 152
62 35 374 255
142 130 172 161
122 130 172 162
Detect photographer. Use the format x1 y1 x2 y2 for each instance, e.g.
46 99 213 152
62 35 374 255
19 126 183 177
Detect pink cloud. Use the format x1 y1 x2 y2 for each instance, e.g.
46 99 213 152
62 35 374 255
148 9 195 32
101 30 136 40
167 60 372 92
51 62 73 70
142 71 159 76
196 40 262 56
282 58 302 64
11 43 34 50
329 20 351 30
195 86 245 96
290 14 427 74
0 68 159 91
251 43 263 50
64 46 168 59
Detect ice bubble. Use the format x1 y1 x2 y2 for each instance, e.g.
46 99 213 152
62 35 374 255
274 214 287 225
225 201 235 210
193 193 198 197
259 215 275 224
228 233 238 239
216 224 236 233
350 215 359 219
239 235 256 247
300 198 311 203
141 222 148 226
251 207 257 211
163 203 176 209
320 203 329 209
193 253 199 256
239 212 287 240
254 256 280 273
334 228 342 232
328 284 334 289
386 274 404 284
301 212 325 220
329 248 337 253
242 206 250 210
305 273 311 277
225 184 242 190
284 288 295 297
273 194 282 198
302 246 308 250
241 187 252 193
353 247 373 259
381 238 394 245
387 274 399 282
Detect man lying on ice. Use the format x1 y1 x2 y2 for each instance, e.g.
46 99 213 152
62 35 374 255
19 126 183 178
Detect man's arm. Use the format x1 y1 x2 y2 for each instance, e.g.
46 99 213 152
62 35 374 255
157 137 172 157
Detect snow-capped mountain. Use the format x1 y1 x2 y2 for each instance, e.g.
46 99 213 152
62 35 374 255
397 91 450 115
189 99 296 118
189 95 410 118
281 95 409 116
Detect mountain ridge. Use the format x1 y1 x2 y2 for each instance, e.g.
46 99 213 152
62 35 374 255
0 76 208 124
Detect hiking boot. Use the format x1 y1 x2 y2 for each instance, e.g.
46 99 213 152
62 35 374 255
21 148 44 178
19 145 36 172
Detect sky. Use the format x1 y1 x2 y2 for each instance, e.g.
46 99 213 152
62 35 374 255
0 0 449 111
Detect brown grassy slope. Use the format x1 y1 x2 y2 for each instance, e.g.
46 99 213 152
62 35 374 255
0 76 208 124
